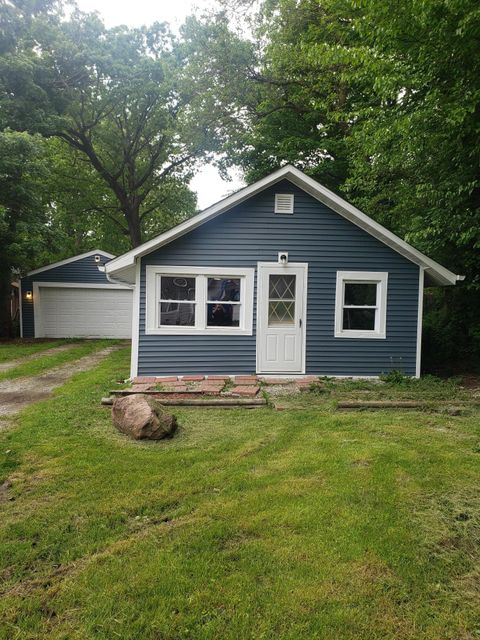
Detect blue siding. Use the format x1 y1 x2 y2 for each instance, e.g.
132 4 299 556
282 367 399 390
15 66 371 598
21 252 113 338
138 180 420 376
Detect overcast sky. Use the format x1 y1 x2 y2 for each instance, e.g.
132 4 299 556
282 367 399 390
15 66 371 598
74 0 246 209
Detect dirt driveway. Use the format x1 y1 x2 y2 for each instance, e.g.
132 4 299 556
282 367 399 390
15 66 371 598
0 346 119 418
0 343 80 374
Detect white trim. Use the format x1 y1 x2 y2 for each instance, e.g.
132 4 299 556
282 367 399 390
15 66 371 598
32 282 131 290
27 250 115 277
334 271 388 339
256 262 308 374
33 282 132 338
415 267 424 378
130 259 141 379
19 279 23 338
145 266 254 336
104 165 461 286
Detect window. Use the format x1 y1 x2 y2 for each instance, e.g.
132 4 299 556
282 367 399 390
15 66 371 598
146 266 254 335
274 193 294 214
268 274 296 326
335 271 388 339
159 276 195 326
207 277 241 327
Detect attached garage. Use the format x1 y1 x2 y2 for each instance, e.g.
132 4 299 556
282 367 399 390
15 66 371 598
20 250 133 339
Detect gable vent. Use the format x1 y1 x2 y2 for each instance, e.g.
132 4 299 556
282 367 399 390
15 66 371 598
275 193 294 214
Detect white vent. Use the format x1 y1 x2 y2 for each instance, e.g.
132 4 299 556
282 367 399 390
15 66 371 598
274 193 294 214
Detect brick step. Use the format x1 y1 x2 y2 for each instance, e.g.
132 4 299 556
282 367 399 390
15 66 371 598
102 396 267 408
112 389 207 397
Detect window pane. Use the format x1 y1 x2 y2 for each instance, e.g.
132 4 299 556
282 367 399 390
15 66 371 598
160 302 195 326
344 282 377 306
269 300 295 326
207 303 240 327
343 308 376 331
160 276 195 301
269 274 295 300
207 278 241 302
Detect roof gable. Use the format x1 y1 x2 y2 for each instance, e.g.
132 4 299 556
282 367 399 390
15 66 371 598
105 166 461 286
27 249 115 277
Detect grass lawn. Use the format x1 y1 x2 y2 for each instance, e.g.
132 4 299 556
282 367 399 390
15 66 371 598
0 340 119 382
0 341 68 363
1 345 479 639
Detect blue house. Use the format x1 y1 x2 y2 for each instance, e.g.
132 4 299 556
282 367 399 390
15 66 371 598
20 250 132 339
104 166 462 379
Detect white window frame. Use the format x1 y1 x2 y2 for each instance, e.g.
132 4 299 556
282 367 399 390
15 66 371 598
145 266 254 336
334 271 388 339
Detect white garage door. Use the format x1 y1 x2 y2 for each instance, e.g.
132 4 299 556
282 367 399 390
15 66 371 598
36 286 132 338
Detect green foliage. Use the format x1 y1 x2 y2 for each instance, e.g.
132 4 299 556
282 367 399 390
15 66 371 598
379 369 411 385
0 130 53 334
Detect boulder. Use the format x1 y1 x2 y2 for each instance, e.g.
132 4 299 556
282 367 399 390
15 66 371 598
112 394 177 440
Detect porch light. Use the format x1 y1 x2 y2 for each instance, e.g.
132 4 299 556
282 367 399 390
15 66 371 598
25 290 32 300
278 252 289 265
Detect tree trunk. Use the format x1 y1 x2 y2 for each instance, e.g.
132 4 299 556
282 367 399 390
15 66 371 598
0 267 13 339
123 200 143 248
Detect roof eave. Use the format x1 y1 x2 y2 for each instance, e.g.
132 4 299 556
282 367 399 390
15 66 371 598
27 249 115 277
105 165 462 287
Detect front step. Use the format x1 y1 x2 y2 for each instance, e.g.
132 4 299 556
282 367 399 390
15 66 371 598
102 395 267 408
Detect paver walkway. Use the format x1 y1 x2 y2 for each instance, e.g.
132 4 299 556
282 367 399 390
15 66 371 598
130 374 321 398
0 346 119 418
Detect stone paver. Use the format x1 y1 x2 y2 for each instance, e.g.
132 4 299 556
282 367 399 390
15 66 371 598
229 386 260 397
127 374 321 401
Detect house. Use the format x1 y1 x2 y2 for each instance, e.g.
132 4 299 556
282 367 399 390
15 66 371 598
104 166 463 379
20 250 133 339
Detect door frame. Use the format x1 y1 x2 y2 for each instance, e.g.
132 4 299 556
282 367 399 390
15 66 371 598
256 262 308 374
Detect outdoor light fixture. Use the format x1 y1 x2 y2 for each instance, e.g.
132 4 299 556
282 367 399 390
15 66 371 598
94 254 101 263
25 290 32 300
278 252 289 265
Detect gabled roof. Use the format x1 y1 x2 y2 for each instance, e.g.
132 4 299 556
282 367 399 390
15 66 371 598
27 249 115 277
105 165 462 286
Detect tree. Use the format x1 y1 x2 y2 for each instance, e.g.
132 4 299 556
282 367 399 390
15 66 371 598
182 2 365 190
2 8 227 247
0 131 51 336
342 0 480 370
44 138 197 257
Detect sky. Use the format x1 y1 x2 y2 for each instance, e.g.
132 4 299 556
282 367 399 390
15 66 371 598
74 0 246 209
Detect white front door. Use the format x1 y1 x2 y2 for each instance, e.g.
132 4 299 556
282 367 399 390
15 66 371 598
257 263 307 373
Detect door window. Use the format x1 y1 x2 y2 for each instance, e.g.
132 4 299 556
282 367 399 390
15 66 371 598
268 274 296 327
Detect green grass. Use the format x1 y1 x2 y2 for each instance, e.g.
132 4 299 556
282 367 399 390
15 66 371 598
0 340 119 382
0 341 69 363
0 346 479 639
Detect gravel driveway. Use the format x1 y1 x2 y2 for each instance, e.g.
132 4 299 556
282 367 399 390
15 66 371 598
0 346 119 418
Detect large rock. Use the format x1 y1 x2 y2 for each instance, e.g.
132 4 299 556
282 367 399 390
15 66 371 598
112 394 177 440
